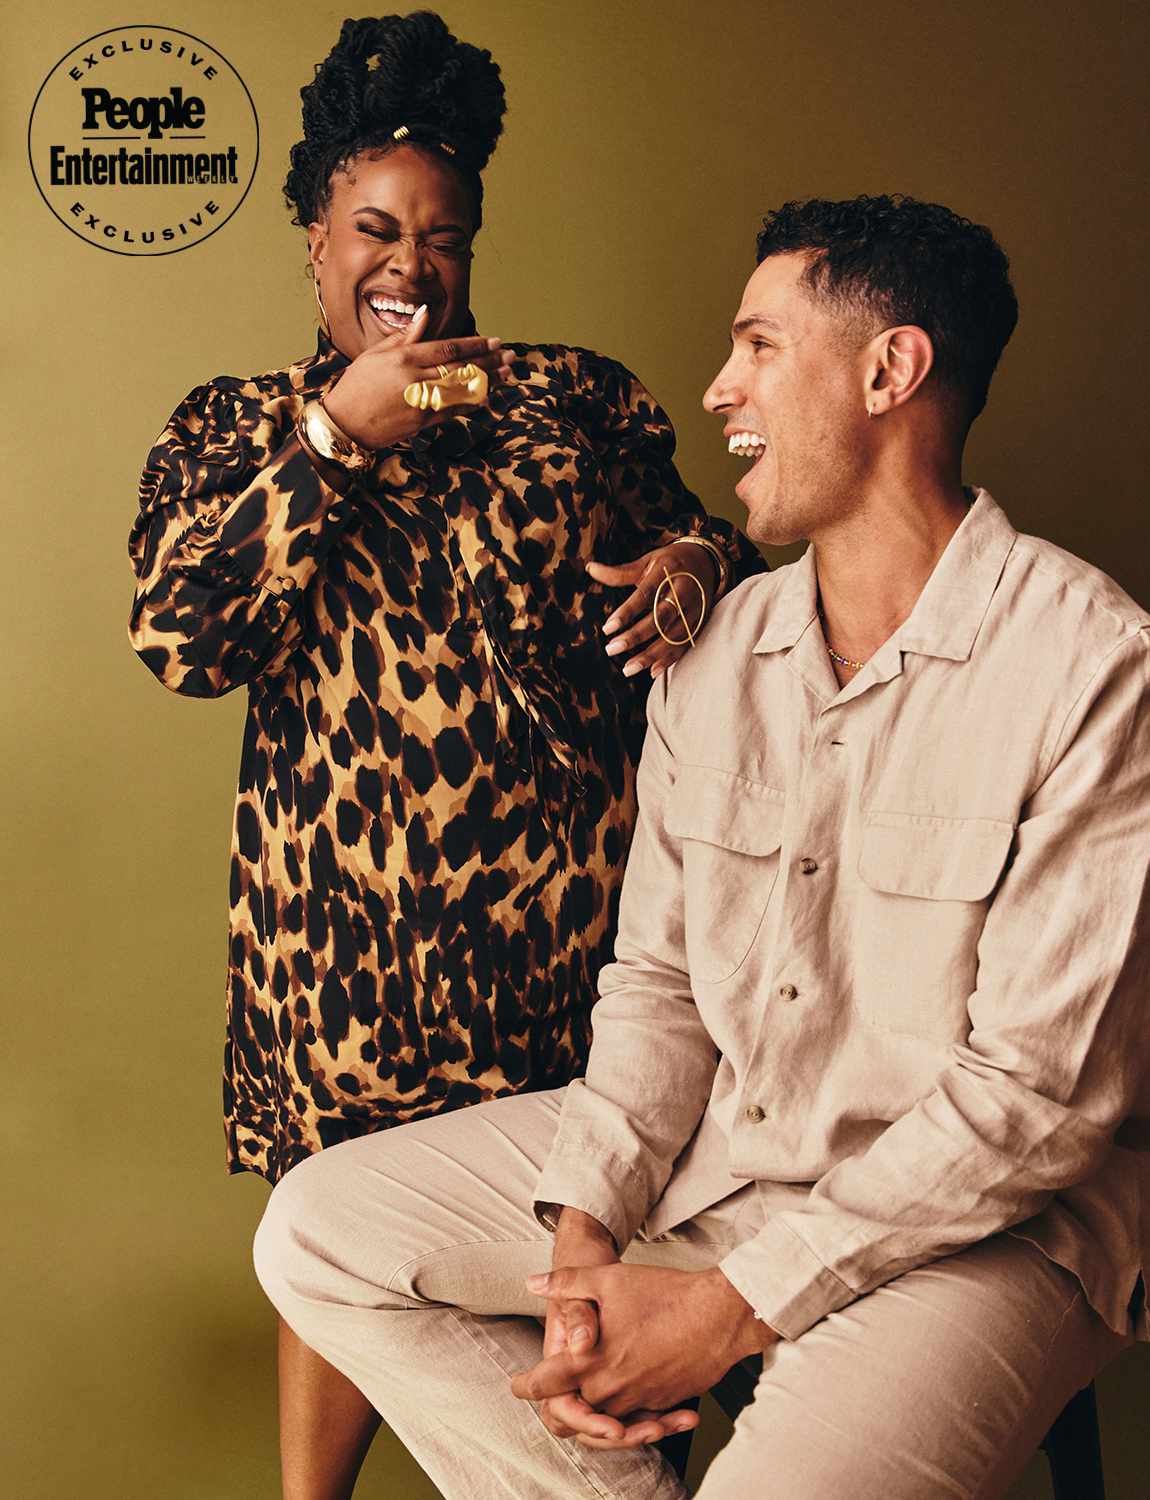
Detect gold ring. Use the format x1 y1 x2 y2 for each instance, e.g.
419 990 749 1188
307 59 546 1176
652 567 708 647
459 365 489 402
436 364 452 380
403 363 490 411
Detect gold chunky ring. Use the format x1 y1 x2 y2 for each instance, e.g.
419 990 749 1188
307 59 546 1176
436 364 452 379
652 566 708 647
403 362 490 411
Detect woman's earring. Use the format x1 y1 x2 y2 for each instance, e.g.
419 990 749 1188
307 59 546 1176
313 270 330 336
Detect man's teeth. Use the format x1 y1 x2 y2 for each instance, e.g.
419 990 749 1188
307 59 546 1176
728 432 766 458
367 295 419 317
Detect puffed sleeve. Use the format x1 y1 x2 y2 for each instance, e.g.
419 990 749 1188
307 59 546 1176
571 349 765 594
128 378 357 697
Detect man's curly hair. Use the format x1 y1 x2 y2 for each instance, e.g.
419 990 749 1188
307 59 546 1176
284 11 506 230
757 195 1018 421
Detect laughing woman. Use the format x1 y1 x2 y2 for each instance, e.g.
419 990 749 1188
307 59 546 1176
128 10 762 1497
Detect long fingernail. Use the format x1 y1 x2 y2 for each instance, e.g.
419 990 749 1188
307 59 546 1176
622 660 642 676
603 616 619 634
526 1273 548 1291
486 336 501 349
569 1327 592 1348
605 639 625 656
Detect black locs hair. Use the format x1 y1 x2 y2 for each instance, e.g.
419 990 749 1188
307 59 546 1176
757 195 1019 422
284 11 506 230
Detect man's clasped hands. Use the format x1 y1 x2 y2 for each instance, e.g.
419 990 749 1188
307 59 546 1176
510 1208 779 1450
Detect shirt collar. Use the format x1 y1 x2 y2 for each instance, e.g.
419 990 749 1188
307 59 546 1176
752 489 1017 663
750 544 819 654
290 327 349 396
889 489 1017 661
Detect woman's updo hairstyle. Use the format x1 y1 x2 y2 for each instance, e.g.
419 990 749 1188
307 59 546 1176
284 11 506 231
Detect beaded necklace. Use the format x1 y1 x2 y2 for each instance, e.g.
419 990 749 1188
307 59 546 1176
826 643 865 673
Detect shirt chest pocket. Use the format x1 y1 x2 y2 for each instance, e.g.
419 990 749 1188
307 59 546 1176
855 812 1015 1040
666 765 785 984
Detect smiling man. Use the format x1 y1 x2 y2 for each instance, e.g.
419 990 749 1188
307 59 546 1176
254 196 1150 1499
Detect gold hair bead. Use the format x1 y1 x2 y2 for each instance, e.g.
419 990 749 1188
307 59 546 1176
438 140 457 156
366 53 382 72
392 124 410 141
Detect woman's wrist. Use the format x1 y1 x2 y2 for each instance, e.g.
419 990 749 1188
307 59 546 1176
318 378 364 444
671 533 729 598
296 393 375 473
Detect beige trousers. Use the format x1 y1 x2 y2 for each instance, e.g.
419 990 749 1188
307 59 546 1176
254 1088 1127 1499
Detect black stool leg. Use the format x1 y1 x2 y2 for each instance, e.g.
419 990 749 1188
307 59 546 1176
661 1359 763 1483
1040 1382 1105 1500
659 1397 700 1481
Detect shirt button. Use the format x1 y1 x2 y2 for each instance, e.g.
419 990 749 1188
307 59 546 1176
799 857 819 874
778 983 798 1001
744 1104 766 1123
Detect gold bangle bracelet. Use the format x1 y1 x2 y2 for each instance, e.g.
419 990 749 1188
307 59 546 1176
295 398 374 472
672 534 730 597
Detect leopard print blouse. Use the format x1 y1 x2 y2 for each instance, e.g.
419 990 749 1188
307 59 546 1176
129 333 764 1182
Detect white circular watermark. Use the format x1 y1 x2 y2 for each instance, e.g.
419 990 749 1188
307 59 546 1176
28 25 259 256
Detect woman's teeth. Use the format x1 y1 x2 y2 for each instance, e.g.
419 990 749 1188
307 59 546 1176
728 431 766 460
367 294 420 327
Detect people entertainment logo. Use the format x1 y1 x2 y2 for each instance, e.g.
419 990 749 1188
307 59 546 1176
28 26 258 256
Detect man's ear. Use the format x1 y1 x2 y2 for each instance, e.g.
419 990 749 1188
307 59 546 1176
307 220 328 274
864 325 934 417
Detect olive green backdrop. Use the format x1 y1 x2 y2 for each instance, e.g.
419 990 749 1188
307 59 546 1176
4 2 1147 1496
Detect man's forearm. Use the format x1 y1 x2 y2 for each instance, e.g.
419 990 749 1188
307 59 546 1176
553 1207 619 1258
705 1266 782 1357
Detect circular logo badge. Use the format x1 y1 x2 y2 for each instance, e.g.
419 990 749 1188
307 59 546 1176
28 25 258 256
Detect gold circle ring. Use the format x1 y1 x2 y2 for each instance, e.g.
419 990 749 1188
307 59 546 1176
653 566 708 648
436 363 453 380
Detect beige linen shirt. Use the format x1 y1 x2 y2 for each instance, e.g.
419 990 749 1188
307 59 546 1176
534 492 1150 1342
